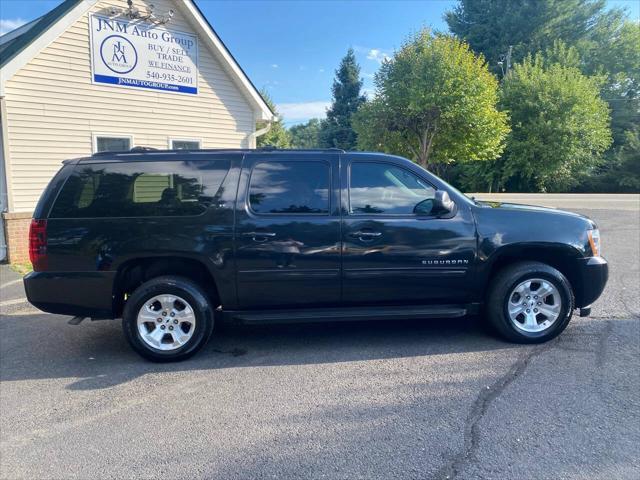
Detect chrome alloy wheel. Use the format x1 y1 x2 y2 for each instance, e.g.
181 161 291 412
507 278 562 333
136 294 196 351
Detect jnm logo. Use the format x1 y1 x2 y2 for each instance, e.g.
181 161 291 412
99 35 138 74
112 41 127 63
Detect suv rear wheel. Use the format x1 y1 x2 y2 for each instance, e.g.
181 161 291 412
487 261 574 343
122 276 214 361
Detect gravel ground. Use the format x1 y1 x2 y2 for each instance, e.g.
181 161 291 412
0 201 638 480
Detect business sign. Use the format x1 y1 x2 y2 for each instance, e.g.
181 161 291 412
89 14 198 94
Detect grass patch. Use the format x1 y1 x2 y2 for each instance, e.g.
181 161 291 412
10 262 33 275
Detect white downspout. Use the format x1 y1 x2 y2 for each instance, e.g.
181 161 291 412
248 121 272 148
0 97 9 261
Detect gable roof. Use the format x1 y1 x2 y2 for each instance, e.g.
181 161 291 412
0 0 81 68
0 0 274 120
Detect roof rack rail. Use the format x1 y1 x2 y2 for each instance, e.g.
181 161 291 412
91 146 159 157
256 146 346 153
88 146 349 158
130 146 159 152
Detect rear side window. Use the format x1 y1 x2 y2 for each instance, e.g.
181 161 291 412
249 161 330 214
50 160 230 218
33 164 75 219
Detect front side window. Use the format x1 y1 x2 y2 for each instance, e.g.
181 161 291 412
95 136 131 153
50 160 230 218
349 162 436 215
249 161 330 214
171 139 201 150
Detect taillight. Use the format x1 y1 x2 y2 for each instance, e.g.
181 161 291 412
29 219 48 271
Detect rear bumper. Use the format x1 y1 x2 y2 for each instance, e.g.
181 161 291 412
574 256 608 308
24 271 116 319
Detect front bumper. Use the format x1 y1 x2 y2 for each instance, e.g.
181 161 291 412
24 271 116 319
574 256 608 308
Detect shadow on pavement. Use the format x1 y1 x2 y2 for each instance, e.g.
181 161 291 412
0 313 515 391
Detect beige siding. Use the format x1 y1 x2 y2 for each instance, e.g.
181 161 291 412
4 0 257 212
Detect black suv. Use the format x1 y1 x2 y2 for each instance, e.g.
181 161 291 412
24 149 608 361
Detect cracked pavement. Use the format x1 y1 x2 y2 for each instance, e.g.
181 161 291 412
1 203 639 479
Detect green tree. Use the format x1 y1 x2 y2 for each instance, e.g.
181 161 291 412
319 48 365 149
577 21 640 192
612 130 640 191
352 30 509 176
256 90 291 148
445 0 637 192
499 53 612 191
289 119 322 148
445 0 625 77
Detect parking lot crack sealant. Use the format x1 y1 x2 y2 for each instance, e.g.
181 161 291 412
434 340 556 480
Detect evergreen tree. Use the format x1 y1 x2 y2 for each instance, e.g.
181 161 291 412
319 48 365 149
444 0 624 77
256 90 291 148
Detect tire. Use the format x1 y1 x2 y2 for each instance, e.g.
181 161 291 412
122 276 214 362
486 261 574 343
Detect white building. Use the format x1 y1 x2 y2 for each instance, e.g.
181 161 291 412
0 0 273 262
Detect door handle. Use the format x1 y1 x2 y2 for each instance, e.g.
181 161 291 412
242 231 276 242
349 231 382 241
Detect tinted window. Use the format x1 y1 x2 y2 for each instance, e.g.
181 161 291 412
350 162 435 215
50 160 230 218
249 161 330 214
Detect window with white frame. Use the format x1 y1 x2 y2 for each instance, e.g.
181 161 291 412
170 139 201 150
94 135 132 153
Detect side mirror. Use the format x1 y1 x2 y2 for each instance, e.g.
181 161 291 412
432 190 455 216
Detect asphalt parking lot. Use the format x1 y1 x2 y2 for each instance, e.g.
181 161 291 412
1 195 639 479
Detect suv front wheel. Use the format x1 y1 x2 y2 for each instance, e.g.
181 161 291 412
487 261 574 343
122 276 214 361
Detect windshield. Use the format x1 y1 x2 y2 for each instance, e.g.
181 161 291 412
432 172 477 206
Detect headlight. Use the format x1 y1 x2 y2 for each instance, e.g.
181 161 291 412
588 229 601 257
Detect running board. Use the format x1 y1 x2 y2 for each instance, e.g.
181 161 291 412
224 305 471 325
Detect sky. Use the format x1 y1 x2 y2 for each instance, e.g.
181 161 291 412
1 0 638 125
